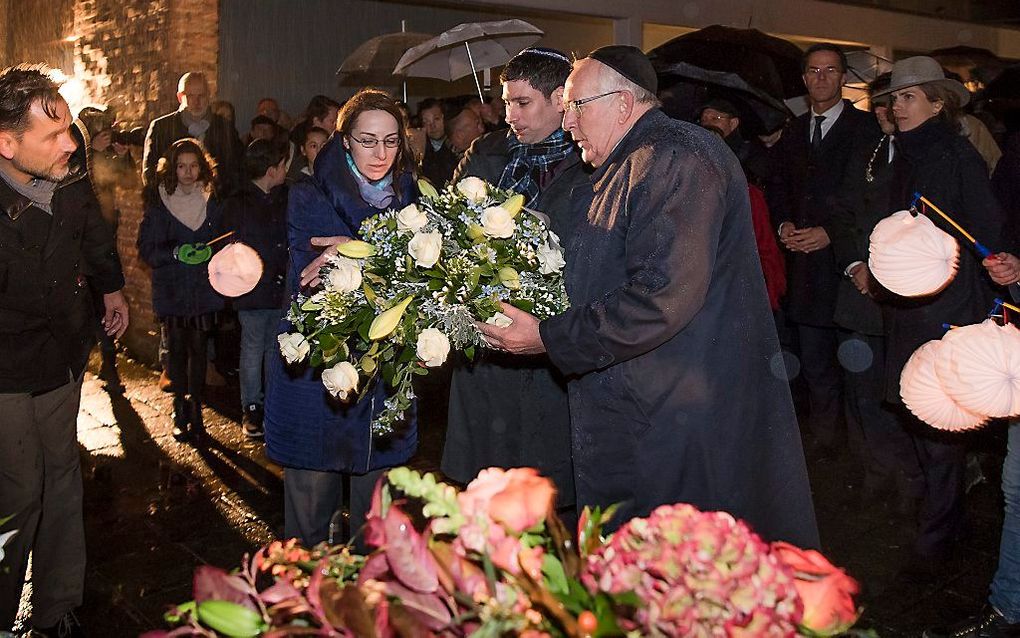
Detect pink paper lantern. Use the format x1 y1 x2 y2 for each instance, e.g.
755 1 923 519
900 340 988 432
208 242 263 298
935 319 1020 419
869 210 959 297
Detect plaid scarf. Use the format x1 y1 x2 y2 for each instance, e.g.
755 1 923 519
497 129 574 205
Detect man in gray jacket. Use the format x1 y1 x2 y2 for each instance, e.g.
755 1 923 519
442 47 589 521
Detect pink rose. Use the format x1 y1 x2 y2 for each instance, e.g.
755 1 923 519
459 467 556 534
772 541 859 635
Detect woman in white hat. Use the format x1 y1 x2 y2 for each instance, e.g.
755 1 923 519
870 57 1005 587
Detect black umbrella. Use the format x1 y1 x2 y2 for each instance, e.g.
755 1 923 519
657 61 792 134
983 64 1020 101
648 25 805 101
337 31 434 86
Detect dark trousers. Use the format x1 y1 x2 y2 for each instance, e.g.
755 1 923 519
840 331 920 492
283 467 384 551
908 420 967 559
797 323 844 447
0 375 85 629
164 322 209 401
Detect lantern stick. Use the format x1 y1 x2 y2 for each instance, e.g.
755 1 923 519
996 297 1020 315
204 230 236 248
911 192 991 257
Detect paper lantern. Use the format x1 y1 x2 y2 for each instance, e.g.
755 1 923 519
900 340 988 432
934 319 1020 419
869 210 959 297
209 242 263 297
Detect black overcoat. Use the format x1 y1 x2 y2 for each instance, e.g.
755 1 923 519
441 130 589 507
883 119 1004 400
774 101 878 327
0 155 124 393
829 131 896 336
540 110 819 547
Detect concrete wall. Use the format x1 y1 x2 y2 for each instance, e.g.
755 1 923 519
457 0 1020 56
218 0 613 129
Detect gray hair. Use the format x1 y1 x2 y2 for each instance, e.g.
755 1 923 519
588 60 661 107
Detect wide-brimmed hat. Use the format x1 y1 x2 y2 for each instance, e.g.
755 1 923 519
872 56 970 106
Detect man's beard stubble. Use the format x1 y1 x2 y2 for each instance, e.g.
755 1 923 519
12 152 71 183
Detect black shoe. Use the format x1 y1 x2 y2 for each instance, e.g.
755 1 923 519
31 611 84 638
242 403 264 438
172 395 189 441
188 396 205 443
923 605 1020 637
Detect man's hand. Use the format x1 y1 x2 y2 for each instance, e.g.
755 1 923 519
848 263 874 297
778 221 796 248
475 303 546 356
983 252 1020 286
300 236 352 288
784 226 831 253
102 290 129 339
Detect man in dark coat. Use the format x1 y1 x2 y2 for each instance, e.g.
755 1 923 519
0 64 128 635
773 44 878 455
480 47 819 547
142 72 241 191
418 98 460 188
442 47 589 519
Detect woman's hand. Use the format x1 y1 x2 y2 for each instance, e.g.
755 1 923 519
300 236 352 288
983 252 1020 286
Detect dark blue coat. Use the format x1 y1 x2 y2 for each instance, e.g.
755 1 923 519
539 110 819 548
137 192 225 319
264 134 419 473
221 181 289 311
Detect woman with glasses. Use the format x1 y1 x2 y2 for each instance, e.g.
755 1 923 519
263 89 419 549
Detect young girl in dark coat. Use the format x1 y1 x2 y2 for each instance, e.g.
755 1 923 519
138 138 225 442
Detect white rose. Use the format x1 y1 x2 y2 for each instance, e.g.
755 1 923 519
396 203 428 233
537 241 566 274
416 328 451 367
326 256 363 293
322 361 359 400
484 312 513 328
480 206 515 239
456 176 488 204
408 231 442 268
278 332 310 364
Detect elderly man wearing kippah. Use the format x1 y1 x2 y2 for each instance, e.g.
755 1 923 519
479 46 818 547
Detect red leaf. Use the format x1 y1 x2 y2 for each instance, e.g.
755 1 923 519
382 507 439 594
259 579 302 605
383 580 452 632
192 566 257 611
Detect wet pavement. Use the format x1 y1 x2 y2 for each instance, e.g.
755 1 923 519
12 351 1010 636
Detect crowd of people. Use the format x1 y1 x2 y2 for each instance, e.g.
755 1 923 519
3 35 1020 637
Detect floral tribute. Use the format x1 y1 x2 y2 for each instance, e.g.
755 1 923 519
278 177 570 435
148 467 862 638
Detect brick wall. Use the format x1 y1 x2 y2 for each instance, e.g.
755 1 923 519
2 0 221 365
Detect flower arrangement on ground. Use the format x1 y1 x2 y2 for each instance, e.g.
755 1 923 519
278 177 569 435
149 467 861 637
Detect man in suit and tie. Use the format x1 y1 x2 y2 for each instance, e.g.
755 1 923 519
774 43 879 457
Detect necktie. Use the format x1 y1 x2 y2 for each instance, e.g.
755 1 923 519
811 115 826 151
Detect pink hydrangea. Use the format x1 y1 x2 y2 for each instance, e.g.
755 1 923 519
582 504 803 637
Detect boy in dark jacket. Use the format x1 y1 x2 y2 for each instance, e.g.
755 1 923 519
222 139 289 437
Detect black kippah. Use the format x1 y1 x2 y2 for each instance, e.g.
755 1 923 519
586 45 658 94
